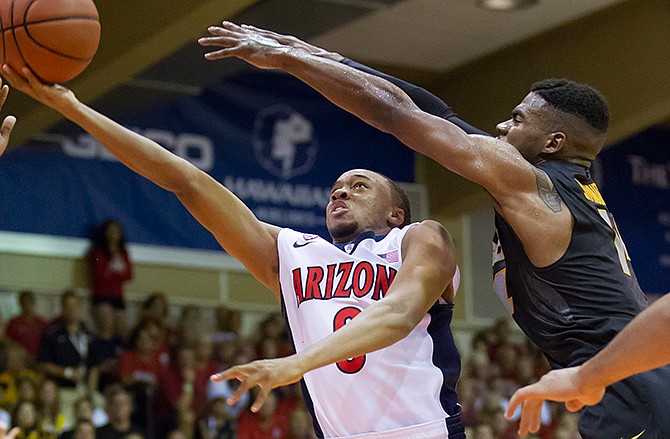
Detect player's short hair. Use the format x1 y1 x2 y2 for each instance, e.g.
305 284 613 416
377 173 411 228
531 79 609 133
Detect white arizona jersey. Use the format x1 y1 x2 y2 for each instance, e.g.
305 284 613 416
277 225 462 438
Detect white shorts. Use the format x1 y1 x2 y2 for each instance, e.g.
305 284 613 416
335 419 450 439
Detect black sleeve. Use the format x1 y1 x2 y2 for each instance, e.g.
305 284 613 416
340 57 491 137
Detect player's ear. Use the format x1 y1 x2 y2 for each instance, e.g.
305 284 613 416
543 131 566 154
387 207 405 227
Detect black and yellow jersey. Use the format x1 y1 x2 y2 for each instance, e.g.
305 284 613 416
493 159 647 368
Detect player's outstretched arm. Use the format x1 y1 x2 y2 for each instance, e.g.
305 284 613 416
0 77 17 157
234 24 489 135
199 23 574 267
211 220 457 412
198 23 536 204
506 292 670 435
238 24 345 63
1 65 281 294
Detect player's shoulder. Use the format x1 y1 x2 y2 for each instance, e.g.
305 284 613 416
405 219 449 234
278 228 324 248
401 220 453 248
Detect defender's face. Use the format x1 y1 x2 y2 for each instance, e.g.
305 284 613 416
496 93 553 163
326 170 395 244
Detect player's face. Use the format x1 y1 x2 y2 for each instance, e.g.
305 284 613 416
326 170 397 244
496 93 554 163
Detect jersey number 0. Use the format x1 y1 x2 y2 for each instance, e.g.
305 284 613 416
333 307 366 374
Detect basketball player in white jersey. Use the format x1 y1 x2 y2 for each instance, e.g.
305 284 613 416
1 66 466 438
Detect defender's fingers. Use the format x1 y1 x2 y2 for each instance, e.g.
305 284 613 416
198 35 239 47
204 48 241 60
205 22 242 34
206 26 242 38
240 25 290 40
221 21 241 28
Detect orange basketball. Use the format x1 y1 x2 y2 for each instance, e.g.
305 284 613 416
0 0 101 83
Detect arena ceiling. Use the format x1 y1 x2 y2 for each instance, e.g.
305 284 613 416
4 0 669 151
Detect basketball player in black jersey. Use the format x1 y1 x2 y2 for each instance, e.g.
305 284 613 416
507 292 670 434
196 23 670 438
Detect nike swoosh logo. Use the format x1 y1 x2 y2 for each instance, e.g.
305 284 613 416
622 430 646 439
293 241 314 248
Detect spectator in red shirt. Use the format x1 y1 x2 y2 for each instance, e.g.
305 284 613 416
137 293 174 352
5 290 48 359
117 318 165 438
195 337 218 380
157 344 200 439
88 219 133 338
118 319 163 389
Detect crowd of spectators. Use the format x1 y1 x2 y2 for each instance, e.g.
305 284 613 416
0 286 588 439
458 319 583 438
0 289 317 439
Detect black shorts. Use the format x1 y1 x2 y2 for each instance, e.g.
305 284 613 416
92 295 126 310
579 365 670 439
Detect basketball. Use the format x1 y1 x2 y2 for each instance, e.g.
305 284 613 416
0 0 101 83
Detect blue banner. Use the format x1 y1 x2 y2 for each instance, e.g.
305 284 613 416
0 71 414 249
596 127 670 294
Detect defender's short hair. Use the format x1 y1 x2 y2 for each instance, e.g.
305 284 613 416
531 79 609 133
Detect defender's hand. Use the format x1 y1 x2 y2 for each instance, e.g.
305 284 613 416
198 21 292 70
239 24 344 62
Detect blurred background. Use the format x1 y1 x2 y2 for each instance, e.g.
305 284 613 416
0 0 668 437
